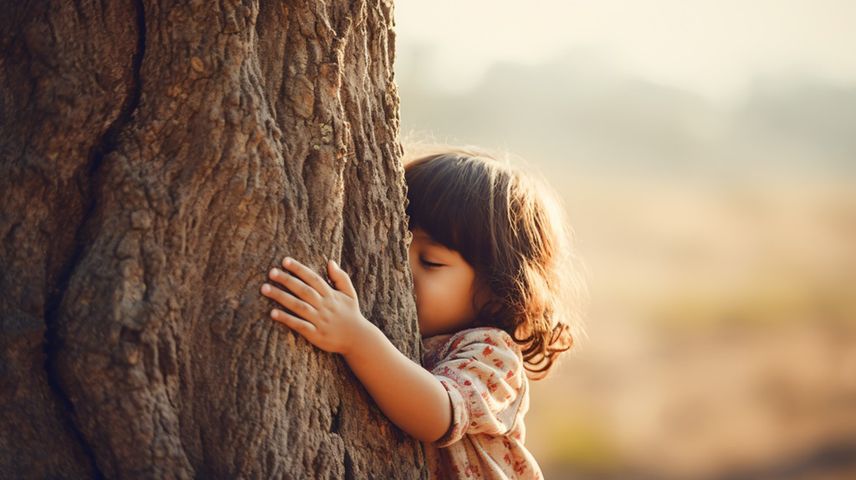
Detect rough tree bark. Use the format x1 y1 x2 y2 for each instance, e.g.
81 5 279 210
0 1 424 478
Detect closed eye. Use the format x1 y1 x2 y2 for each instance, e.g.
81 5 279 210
420 257 444 268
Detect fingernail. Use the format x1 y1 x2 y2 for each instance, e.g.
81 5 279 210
283 257 291 266
262 284 270 293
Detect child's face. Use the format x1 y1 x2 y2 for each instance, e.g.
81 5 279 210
408 228 481 337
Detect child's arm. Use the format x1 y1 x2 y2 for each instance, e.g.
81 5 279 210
260 256 451 443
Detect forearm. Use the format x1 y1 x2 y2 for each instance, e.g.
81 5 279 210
343 323 451 443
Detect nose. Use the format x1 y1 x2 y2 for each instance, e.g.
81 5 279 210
407 248 421 291
411 268 421 288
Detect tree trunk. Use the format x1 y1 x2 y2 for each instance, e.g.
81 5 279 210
0 1 422 478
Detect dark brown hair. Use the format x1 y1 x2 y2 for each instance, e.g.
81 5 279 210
403 144 588 380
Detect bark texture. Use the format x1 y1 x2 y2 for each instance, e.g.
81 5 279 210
0 1 423 478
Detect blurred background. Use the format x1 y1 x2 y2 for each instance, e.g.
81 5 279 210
393 1 856 479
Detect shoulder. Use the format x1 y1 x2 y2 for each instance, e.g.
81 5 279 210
428 327 520 357
447 326 518 352
439 327 524 370
423 327 523 372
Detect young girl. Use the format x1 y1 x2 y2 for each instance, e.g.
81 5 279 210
260 146 587 479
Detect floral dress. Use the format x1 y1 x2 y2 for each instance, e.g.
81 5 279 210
421 326 544 479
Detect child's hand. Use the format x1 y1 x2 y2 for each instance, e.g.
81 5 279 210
260 256 370 356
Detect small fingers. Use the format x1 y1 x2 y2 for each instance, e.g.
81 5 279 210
281 257 332 295
268 268 320 305
261 283 317 318
270 308 318 337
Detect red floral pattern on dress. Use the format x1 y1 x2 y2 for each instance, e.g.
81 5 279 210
420 326 545 479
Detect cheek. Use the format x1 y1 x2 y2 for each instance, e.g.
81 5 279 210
415 275 435 301
420 276 460 312
414 277 444 313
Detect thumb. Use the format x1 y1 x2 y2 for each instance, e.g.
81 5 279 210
327 259 358 299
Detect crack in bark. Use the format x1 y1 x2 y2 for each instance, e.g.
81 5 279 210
344 449 354 480
330 401 342 434
41 1 146 477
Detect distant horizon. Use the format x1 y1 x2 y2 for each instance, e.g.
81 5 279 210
395 42 856 181
397 41 856 109
395 0 856 104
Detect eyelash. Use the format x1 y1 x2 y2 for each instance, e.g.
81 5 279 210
420 257 443 268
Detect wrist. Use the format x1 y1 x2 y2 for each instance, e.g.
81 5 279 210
342 317 382 361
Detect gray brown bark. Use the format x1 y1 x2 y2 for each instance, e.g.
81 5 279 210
1 0 423 478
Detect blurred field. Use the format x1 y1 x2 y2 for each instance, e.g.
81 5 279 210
525 177 856 479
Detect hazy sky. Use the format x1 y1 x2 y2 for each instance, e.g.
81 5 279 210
394 0 856 102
